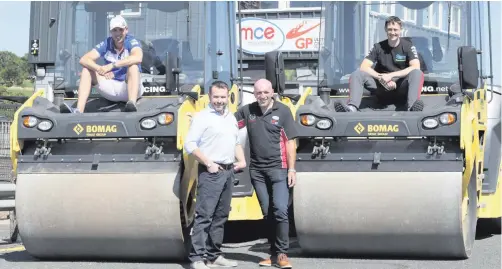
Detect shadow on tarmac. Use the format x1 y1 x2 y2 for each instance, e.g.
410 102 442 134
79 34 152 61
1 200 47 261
0 218 499 265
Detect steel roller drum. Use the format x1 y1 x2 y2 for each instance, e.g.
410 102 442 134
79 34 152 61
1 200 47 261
293 171 472 258
15 170 187 260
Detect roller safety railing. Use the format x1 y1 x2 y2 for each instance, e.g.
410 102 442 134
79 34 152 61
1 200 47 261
0 115 16 212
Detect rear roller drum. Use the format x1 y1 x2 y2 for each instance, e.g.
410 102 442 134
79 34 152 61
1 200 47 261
293 170 478 259
15 169 188 261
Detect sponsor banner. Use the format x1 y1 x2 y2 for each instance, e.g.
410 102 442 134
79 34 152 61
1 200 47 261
331 81 454 95
237 17 325 55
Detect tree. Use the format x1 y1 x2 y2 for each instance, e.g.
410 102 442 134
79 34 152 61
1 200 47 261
0 51 32 87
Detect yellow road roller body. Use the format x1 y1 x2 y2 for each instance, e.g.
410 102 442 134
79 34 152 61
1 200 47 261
6 0 266 261
11 90 198 260
290 59 489 259
267 1 501 259
478 164 502 220
5 0 500 263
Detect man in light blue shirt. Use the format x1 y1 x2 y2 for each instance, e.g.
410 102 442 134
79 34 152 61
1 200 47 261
62 15 144 113
184 80 246 269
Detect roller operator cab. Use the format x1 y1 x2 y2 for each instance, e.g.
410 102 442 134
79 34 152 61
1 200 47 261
8 1 257 261
266 1 501 259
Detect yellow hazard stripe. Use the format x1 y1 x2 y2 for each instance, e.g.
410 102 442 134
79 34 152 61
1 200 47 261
0 245 25 253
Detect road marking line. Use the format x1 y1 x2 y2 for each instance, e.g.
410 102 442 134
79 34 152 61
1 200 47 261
0 245 25 253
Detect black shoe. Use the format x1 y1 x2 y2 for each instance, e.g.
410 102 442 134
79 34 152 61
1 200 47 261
409 100 424 111
124 101 137 112
334 102 358 112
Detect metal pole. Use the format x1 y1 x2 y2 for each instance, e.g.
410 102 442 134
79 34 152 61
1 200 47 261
0 200 15 212
0 183 15 199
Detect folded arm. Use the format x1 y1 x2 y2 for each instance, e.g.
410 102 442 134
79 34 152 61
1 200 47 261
389 59 421 78
360 59 382 79
114 47 143 68
79 49 102 72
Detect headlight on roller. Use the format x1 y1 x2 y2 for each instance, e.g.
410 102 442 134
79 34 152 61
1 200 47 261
422 118 439 129
316 119 332 130
22 116 53 131
23 116 38 128
422 112 456 129
140 118 157 130
300 114 333 130
300 114 316 126
439 113 456 125
37 120 53 131
157 113 174 125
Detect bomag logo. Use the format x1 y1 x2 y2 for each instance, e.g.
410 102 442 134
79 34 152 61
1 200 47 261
73 124 118 137
354 122 400 136
354 123 365 134
73 124 84 135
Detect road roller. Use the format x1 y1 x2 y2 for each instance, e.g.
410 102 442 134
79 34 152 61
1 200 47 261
281 0 501 259
3 0 265 261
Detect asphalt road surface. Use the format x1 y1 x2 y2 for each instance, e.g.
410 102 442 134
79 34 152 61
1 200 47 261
0 220 499 269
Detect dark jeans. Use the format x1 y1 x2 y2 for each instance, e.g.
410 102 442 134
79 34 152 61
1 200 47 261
348 69 424 109
250 168 290 255
188 164 234 263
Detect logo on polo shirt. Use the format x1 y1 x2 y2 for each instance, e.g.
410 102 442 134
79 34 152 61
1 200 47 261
395 53 406 62
271 115 279 125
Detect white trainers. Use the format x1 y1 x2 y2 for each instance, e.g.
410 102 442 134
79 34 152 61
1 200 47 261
206 256 238 267
190 261 210 269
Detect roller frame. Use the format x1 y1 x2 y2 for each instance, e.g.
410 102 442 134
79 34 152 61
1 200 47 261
285 87 485 259
7 91 202 261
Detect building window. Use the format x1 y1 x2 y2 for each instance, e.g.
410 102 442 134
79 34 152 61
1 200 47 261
239 1 278 10
120 3 142 17
370 1 396 16
451 5 461 34
289 1 323 8
403 8 417 24
429 2 462 34
423 2 442 29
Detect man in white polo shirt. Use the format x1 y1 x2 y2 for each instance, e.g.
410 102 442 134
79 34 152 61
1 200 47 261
184 80 246 269
62 15 145 113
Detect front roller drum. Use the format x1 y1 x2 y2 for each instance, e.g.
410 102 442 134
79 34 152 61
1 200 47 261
16 171 187 260
293 171 477 258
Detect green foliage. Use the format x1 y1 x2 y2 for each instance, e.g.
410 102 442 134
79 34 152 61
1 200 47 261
0 51 32 87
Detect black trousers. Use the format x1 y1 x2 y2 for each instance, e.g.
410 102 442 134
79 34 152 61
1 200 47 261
348 69 424 109
250 168 290 255
188 164 234 262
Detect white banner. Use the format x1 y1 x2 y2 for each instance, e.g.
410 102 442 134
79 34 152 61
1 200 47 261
236 17 325 55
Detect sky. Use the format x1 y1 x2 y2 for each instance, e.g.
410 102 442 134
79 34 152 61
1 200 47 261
0 1 30 57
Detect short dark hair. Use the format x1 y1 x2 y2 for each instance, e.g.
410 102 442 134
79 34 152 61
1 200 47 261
209 80 229 95
385 16 402 29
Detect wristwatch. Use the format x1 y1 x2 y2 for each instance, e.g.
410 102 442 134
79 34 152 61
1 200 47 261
288 169 296 173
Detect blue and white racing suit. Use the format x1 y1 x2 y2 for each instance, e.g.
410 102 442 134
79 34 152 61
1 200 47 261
91 34 144 102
